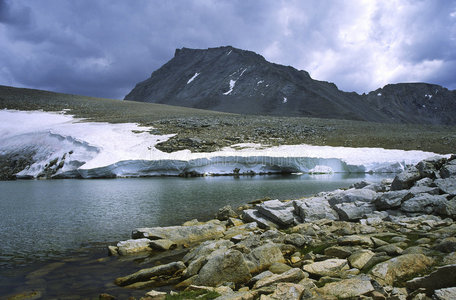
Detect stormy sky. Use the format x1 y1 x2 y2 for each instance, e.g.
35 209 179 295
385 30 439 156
1 0 455 99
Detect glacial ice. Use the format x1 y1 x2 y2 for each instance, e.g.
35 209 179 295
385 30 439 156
0 110 449 179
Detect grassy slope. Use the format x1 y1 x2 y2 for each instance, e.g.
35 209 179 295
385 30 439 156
1 85 455 154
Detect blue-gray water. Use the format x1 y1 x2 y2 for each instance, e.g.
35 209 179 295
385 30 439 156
0 174 390 298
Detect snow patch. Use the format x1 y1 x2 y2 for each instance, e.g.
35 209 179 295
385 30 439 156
377 93 382 96
187 72 200 84
257 80 264 85
227 50 232 55
425 94 432 99
0 110 450 179
282 97 288 103
223 79 236 95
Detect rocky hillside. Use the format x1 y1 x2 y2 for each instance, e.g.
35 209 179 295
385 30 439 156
125 46 456 125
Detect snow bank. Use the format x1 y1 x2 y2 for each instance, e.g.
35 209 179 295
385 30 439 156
0 110 448 179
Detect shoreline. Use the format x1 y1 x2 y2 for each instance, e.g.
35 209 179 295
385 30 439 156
4 155 454 299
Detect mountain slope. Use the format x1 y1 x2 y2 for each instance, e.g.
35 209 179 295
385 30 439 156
125 46 456 125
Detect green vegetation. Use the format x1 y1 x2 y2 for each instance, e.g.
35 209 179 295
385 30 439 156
1 85 455 154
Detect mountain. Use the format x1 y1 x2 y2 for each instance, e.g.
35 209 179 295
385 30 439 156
124 46 456 125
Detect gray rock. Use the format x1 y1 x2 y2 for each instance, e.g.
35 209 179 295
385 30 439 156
284 233 312 247
334 201 375 221
324 246 354 259
216 205 238 221
253 268 306 289
415 177 434 187
242 209 279 229
401 194 448 214
302 258 349 277
352 181 371 189
193 249 252 287
434 237 456 253
293 197 339 221
317 275 375 299
434 287 456 300
440 164 456 179
132 223 226 246
435 178 456 196
149 239 177 251
328 188 377 205
391 166 422 190
375 244 403 256
347 250 375 269
406 264 456 293
337 235 374 247
115 261 186 286
245 242 286 273
436 197 456 218
409 185 441 196
248 270 274 286
183 239 234 264
265 282 305 300
375 190 409 210
257 200 295 227
369 254 434 285
116 238 152 256
269 262 292 274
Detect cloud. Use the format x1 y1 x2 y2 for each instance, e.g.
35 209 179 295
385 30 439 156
0 0 455 99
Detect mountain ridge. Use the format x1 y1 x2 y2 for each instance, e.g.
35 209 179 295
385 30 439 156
125 46 456 125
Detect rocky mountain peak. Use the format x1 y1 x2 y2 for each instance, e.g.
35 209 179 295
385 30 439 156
125 46 456 125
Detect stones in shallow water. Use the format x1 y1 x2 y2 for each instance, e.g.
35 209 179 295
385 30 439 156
114 261 186 286
116 238 152 256
334 201 375 221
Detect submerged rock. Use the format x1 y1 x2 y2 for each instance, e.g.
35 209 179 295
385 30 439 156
115 261 186 286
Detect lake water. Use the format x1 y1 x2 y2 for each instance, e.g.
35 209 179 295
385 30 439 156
0 174 390 298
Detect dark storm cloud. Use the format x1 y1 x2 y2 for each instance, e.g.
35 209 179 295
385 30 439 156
0 0 455 99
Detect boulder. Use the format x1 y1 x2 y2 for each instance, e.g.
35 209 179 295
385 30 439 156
216 205 238 221
436 197 456 218
116 238 152 256
115 261 186 286
183 239 234 265
262 282 305 300
269 262 292 274
283 233 312 247
317 275 375 299
435 178 456 196
334 202 375 221
245 243 286 273
347 250 375 269
193 249 251 287
406 264 456 293
132 223 226 246
369 254 434 285
374 190 409 210
401 194 448 214
374 244 403 256
440 164 456 179
302 259 349 277
337 235 374 247
214 291 256 300
324 246 354 259
149 239 177 251
434 287 456 300
391 166 422 190
328 189 377 205
415 157 445 178
257 200 295 227
242 209 279 229
253 268 306 289
434 237 456 253
293 197 339 221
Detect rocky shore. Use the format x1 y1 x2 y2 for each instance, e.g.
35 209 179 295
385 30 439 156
101 155 456 299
